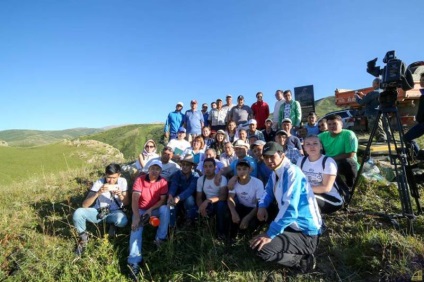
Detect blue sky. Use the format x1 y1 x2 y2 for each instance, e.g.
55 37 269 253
0 0 422 131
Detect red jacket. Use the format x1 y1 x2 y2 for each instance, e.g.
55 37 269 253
251 101 270 129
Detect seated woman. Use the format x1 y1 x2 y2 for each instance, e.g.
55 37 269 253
181 135 205 165
135 139 160 171
201 126 214 149
225 120 238 143
296 135 344 214
209 129 226 157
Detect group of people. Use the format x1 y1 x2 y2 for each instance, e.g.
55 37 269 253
72 77 424 281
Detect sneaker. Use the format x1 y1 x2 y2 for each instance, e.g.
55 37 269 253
299 254 316 273
108 225 117 238
128 263 140 282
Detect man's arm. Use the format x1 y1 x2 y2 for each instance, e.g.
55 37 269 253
332 152 356 161
131 191 141 230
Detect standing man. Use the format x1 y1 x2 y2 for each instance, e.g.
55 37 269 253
262 118 276 142
209 98 227 133
223 94 235 123
228 95 253 126
251 92 270 130
272 90 285 131
318 114 358 189
355 78 387 142
184 100 204 142
278 90 302 131
250 142 321 273
201 103 210 127
164 102 184 141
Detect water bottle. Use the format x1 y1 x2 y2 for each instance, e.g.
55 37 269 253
169 205 176 227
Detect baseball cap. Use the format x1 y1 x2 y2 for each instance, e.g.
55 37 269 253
250 140 266 149
248 119 257 125
202 103 208 107
265 118 273 123
216 98 222 102
148 160 163 170
262 141 285 156
237 95 244 100
236 159 251 168
176 102 184 107
275 130 289 136
282 118 292 124
178 127 186 133
216 129 226 135
191 100 197 104
233 139 249 149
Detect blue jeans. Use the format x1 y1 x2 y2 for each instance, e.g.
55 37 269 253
173 195 197 223
127 205 170 265
206 200 228 236
73 207 128 234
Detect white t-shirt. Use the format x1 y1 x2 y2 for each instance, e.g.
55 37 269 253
167 138 191 156
197 176 227 199
229 176 264 208
296 155 341 200
90 177 128 210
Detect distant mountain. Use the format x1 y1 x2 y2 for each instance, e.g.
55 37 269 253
0 128 105 147
314 96 341 118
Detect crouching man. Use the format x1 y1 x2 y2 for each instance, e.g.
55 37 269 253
73 163 129 255
249 142 322 273
127 160 170 280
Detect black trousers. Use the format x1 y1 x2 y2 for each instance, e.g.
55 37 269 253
255 228 319 267
315 193 343 214
336 158 358 188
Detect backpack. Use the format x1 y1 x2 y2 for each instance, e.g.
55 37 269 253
300 156 351 205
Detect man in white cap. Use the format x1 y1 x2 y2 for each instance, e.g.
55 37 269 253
247 119 265 141
164 102 185 141
128 159 170 280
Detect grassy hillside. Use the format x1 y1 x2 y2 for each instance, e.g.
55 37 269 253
0 140 124 186
79 124 164 160
314 96 342 118
0 128 105 147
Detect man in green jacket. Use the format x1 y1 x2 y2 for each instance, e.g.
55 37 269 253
278 90 302 131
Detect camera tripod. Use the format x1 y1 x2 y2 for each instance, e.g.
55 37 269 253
350 103 422 234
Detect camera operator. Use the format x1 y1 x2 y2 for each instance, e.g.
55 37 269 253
72 163 129 256
404 72 424 158
355 78 387 142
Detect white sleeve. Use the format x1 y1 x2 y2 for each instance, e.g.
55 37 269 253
324 157 338 176
196 176 204 192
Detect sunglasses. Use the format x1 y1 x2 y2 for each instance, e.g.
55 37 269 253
145 145 155 148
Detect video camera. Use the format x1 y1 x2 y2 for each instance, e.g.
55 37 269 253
367 50 414 108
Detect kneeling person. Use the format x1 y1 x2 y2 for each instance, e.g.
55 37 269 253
73 163 129 255
228 160 264 240
250 142 322 273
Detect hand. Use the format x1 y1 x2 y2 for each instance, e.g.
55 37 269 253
227 176 237 191
249 233 271 251
199 201 209 217
231 212 240 224
240 217 249 229
97 185 109 195
164 132 169 138
131 217 141 231
257 207 268 222
167 195 175 206
174 196 180 205
214 174 222 186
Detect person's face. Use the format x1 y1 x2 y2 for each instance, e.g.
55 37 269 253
264 152 284 170
205 149 215 159
234 146 247 158
265 120 272 128
275 134 287 145
181 162 193 174
308 115 316 125
217 100 223 108
211 102 217 109
303 137 322 157
327 119 342 134
202 105 208 112
252 145 264 160
319 121 328 131
216 133 225 142
282 122 292 132
249 123 257 131
236 165 250 179
237 98 244 106
202 127 210 137
191 102 197 109
148 165 161 179
283 92 292 102
226 97 232 104
224 143 234 154
105 173 120 184
161 150 173 163
177 131 186 140
239 130 247 140
192 138 202 149
145 142 155 152
228 121 236 130
420 76 424 88
275 91 283 101
203 161 216 177
176 104 183 111
257 94 263 102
